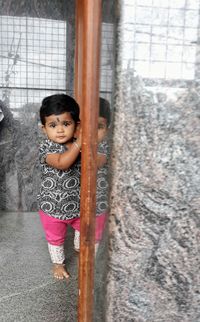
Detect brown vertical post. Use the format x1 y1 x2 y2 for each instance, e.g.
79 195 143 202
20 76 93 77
74 1 102 322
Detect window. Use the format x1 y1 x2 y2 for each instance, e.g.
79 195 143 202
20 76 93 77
122 0 199 80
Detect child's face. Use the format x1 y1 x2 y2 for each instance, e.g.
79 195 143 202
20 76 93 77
98 117 108 143
42 112 76 144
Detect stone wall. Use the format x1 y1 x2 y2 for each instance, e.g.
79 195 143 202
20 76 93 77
106 1 200 321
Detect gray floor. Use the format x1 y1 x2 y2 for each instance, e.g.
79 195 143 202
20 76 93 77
0 212 79 322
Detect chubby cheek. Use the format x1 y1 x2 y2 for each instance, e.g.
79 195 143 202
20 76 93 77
98 129 106 142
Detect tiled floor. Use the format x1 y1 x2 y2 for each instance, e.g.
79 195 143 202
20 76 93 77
0 212 78 322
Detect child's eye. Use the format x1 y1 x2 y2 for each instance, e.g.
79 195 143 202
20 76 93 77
63 121 71 126
49 123 56 128
98 124 105 129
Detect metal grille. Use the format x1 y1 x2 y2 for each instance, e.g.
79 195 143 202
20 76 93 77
123 0 200 80
0 15 67 117
0 15 115 116
100 23 115 102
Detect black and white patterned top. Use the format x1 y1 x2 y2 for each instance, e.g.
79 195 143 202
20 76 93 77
37 139 81 220
96 139 109 215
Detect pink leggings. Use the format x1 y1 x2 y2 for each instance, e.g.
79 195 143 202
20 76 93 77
39 210 80 246
39 210 107 246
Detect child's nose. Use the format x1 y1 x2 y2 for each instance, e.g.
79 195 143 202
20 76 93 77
57 125 64 132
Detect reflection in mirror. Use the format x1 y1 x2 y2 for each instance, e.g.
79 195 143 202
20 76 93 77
93 2 116 321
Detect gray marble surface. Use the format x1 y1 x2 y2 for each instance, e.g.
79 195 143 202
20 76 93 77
106 1 200 321
0 211 78 322
107 75 200 322
0 101 41 211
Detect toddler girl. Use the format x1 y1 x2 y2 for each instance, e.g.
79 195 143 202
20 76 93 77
37 94 81 280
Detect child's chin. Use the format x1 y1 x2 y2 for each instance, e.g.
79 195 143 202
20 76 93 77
54 138 68 144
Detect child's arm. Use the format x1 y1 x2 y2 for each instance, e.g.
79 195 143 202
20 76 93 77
97 153 107 168
45 137 81 170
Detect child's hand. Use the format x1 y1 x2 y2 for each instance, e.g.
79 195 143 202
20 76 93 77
74 122 81 138
76 123 82 147
97 153 107 168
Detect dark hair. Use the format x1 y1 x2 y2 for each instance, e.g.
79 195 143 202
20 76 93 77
99 97 111 126
40 94 80 125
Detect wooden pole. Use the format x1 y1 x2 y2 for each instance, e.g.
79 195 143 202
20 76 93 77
74 1 102 322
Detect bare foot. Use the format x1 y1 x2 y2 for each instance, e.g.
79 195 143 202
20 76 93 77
53 264 70 280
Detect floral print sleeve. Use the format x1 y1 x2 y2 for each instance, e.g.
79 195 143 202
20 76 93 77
39 139 65 164
98 139 109 156
96 139 109 215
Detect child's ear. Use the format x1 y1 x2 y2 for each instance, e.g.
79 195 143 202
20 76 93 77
40 124 47 135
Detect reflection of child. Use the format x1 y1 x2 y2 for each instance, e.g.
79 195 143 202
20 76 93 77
37 94 81 280
74 97 111 253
